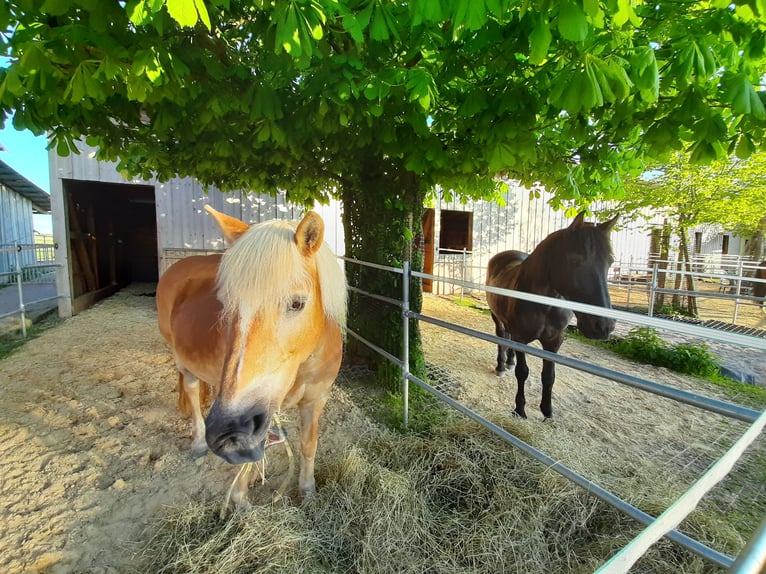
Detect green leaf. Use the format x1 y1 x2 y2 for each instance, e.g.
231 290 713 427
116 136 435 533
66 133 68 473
41 0 72 16
582 0 604 27
724 74 766 119
453 0 487 31
370 4 390 41
735 134 755 159
613 0 641 27
631 46 659 101
489 141 516 171
458 90 487 117
528 15 551 65
342 13 365 43
689 140 720 164
409 0 443 25
558 0 588 42
165 0 199 27
194 0 211 29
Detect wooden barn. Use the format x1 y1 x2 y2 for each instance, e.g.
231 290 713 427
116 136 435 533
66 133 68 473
0 158 51 282
49 143 343 317
424 186 755 294
51 142 751 314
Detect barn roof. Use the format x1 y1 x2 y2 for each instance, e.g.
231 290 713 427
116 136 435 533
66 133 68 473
0 158 50 213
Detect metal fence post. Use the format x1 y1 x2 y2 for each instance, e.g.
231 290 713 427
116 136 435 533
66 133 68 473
733 259 743 324
14 242 27 337
649 263 658 317
402 260 410 429
460 248 467 302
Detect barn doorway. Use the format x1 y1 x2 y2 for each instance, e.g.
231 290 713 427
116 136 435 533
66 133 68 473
63 180 157 313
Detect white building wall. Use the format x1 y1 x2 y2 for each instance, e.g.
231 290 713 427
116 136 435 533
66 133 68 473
0 185 36 277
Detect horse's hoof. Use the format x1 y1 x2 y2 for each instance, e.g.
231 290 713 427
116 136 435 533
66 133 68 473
542 416 554 423
190 442 208 459
300 486 317 501
494 369 507 377
512 410 527 419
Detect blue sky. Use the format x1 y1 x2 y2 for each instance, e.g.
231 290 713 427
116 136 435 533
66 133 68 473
0 123 52 233
0 123 50 192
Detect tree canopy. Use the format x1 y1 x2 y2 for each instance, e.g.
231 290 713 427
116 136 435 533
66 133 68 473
3 0 765 380
2 0 765 207
620 152 766 239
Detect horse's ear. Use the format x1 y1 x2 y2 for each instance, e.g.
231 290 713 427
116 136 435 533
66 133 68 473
204 205 250 245
295 211 325 256
569 211 587 228
599 214 619 233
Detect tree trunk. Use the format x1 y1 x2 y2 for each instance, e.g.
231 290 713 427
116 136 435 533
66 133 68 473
745 214 766 261
677 226 698 316
340 161 426 390
653 221 671 310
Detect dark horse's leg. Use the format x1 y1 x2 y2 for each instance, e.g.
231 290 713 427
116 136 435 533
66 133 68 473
540 359 555 419
539 337 564 419
513 350 529 418
491 313 514 373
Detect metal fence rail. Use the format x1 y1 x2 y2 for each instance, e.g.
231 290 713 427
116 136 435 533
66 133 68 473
432 255 766 328
0 243 60 337
609 259 766 322
343 257 766 574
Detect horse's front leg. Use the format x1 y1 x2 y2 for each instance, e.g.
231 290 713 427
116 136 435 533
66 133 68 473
513 350 529 418
540 359 555 419
297 393 330 498
539 337 563 419
178 370 208 457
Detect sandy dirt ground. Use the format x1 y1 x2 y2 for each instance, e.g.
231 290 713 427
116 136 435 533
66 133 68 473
0 286 377 573
0 287 763 573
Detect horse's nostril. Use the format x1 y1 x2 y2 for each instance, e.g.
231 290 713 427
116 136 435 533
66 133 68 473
250 412 268 436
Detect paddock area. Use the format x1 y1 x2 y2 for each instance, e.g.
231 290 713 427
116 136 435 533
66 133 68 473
0 286 763 572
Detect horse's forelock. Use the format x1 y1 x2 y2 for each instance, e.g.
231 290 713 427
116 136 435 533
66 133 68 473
216 219 347 328
565 222 614 264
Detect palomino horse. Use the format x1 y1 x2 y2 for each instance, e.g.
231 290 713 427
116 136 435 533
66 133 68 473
486 213 618 420
156 206 346 499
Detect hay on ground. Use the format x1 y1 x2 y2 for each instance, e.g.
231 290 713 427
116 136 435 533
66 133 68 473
136 418 740 574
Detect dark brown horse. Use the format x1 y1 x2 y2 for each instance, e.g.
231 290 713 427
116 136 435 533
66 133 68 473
486 213 618 420
754 260 766 312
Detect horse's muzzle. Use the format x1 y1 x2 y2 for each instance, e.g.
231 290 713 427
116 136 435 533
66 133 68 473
575 313 616 340
205 401 269 464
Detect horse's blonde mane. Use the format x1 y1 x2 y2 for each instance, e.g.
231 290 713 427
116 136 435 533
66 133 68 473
216 219 347 328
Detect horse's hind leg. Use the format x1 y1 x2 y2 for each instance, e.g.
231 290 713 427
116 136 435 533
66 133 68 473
513 350 529 418
177 370 208 457
492 314 514 373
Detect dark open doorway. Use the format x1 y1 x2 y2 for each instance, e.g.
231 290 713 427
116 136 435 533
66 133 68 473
63 180 157 313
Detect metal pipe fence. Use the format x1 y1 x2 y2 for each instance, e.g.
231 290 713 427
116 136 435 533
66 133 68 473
432 254 766 329
0 243 60 337
343 256 766 574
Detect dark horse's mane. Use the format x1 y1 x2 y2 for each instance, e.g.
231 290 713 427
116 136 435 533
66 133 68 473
524 221 614 276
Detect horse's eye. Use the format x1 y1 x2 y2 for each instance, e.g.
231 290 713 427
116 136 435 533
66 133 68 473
288 297 306 312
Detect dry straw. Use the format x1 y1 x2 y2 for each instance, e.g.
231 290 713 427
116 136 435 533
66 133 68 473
136 416 744 574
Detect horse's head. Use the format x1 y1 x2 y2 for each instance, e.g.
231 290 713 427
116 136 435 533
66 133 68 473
553 212 618 340
202 207 346 464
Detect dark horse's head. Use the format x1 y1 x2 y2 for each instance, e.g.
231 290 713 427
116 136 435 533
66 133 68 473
547 212 618 340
